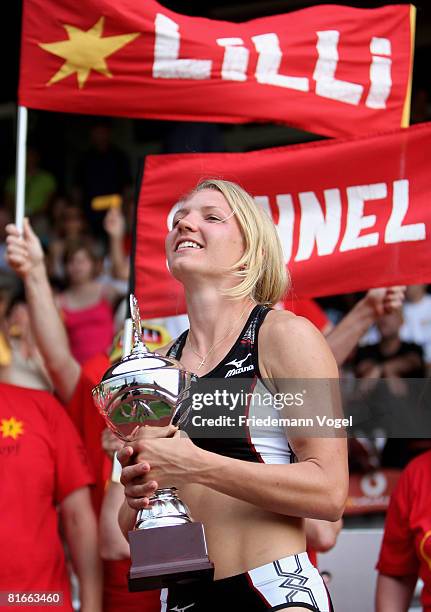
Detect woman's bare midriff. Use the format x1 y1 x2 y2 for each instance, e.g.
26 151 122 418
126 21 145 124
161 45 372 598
180 482 306 580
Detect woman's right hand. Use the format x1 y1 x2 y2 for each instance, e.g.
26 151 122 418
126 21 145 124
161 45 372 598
118 455 158 511
103 207 126 240
6 218 45 278
116 424 178 510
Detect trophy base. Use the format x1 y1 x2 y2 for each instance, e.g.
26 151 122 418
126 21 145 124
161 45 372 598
128 522 214 591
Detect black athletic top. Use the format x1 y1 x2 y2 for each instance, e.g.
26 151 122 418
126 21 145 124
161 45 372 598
168 305 294 464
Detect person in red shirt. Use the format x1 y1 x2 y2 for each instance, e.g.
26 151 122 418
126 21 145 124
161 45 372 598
0 383 101 612
57 240 116 365
376 449 431 612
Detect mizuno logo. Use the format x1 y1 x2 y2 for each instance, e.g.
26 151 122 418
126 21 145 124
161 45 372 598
170 605 195 612
225 353 254 378
226 353 251 369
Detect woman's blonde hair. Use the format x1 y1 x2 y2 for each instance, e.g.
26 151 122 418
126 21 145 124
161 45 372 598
186 179 289 306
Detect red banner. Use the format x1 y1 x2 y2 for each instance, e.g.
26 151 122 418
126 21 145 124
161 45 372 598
134 122 431 319
19 1 414 138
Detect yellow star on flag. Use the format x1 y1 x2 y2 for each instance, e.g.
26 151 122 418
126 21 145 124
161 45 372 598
1 417 24 440
39 17 140 89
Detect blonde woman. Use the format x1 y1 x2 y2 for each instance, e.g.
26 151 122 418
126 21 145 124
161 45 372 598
118 179 348 612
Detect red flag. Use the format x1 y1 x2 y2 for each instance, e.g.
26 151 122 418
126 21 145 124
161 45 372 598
134 122 431 319
20 1 415 138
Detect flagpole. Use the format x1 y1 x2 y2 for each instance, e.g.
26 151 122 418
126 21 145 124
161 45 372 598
15 105 28 234
110 314 133 482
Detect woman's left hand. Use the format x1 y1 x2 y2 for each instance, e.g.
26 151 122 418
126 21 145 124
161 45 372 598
137 430 202 488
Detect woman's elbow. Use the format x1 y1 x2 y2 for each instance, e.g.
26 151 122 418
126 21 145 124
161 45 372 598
324 504 344 522
316 481 347 521
327 482 348 521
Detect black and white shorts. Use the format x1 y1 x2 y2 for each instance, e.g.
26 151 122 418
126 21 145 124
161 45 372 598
160 552 333 611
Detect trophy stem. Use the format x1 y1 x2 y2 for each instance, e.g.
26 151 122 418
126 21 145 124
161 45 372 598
135 487 193 530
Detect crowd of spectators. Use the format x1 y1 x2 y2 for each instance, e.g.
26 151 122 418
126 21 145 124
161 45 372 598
0 120 430 611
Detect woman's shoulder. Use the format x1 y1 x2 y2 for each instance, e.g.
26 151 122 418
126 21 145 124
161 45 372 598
98 281 119 305
260 308 320 343
258 309 338 378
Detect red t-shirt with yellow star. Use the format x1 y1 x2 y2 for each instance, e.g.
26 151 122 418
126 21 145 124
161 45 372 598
0 383 93 611
377 450 431 611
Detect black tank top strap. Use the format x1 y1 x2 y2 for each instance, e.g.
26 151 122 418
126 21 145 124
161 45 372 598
167 331 188 360
167 304 272 379
248 305 272 379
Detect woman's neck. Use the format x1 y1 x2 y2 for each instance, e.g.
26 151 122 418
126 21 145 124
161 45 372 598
70 278 95 291
184 287 255 354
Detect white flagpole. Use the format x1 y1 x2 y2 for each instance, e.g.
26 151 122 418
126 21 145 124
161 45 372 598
15 105 28 234
111 315 133 482
122 317 133 358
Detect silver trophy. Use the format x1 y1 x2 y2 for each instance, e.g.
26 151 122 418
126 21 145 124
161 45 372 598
92 295 213 590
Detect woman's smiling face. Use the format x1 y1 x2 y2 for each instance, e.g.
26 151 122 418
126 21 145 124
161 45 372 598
165 189 245 284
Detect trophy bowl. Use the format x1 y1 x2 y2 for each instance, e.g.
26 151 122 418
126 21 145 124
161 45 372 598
92 295 214 591
92 352 193 441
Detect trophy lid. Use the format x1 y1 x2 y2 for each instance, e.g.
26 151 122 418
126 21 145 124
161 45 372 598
99 348 187 384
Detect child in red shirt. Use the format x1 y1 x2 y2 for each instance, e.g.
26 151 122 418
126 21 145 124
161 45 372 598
376 450 431 611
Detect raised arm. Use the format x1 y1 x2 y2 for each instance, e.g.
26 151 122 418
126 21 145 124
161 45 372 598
326 287 405 366
6 219 81 403
103 207 130 282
